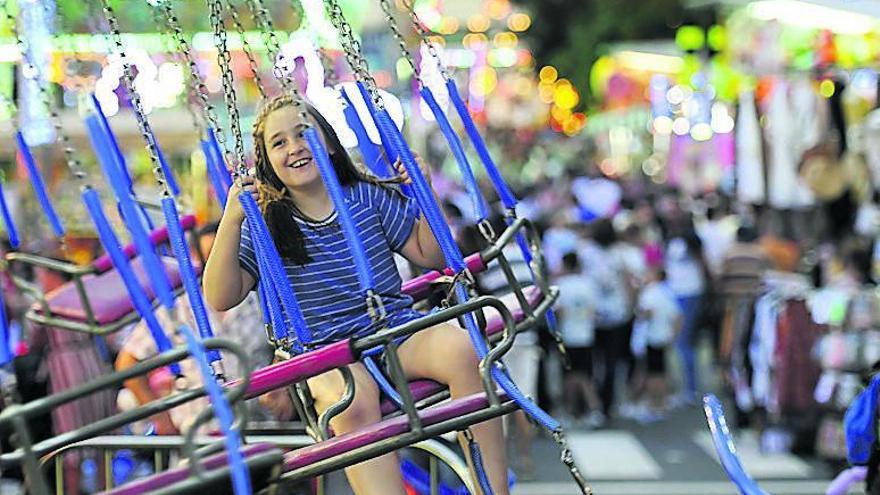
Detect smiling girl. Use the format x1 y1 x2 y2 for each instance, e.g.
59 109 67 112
202 94 509 495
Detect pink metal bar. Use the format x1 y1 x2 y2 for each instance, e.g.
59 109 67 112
92 214 197 273
237 340 355 399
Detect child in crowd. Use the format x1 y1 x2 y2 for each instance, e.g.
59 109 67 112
632 267 682 422
555 252 604 428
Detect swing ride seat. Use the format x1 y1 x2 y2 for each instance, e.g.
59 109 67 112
234 281 553 419
282 389 513 478
703 394 771 495
10 215 198 335
100 442 283 495
108 296 520 494
100 392 513 495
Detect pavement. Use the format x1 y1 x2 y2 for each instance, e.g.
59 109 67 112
512 402 853 495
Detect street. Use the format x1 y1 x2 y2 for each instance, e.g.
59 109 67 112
514 404 851 495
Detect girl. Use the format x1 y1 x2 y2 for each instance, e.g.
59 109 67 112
202 94 509 495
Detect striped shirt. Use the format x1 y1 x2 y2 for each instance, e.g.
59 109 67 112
239 181 422 345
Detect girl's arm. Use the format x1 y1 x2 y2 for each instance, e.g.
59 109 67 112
394 158 447 271
202 179 257 311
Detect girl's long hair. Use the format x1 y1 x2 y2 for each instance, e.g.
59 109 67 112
252 95 395 265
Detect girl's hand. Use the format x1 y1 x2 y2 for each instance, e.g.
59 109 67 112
224 174 259 223
393 154 431 186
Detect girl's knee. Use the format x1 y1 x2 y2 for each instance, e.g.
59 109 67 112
312 369 378 412
445 331 481 370
331 387 381 431
316 368 382 431
442 334 483 390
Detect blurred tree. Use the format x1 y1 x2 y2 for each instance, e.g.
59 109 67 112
511 0 687 107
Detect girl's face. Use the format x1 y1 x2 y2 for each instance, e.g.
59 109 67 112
263 105 326 191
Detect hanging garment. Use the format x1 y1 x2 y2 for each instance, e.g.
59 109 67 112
789 76 825 157
775 299 823 415
766 80 815 209
735 90 765 204
750 294 778 408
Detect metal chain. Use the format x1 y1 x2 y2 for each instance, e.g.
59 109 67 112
99 0 172 197
377 0 421 88
243 0 311 129
155 1 226 143
207 0 248 177
149 2 204 134
552 430 593 494
323 0 385 110
6 0 87 182
224 0 268 99
155 1 237 180
401 0 450 81
243 0 292 91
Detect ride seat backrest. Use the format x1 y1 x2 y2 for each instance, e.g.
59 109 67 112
6 214 199 334
92 214 199 273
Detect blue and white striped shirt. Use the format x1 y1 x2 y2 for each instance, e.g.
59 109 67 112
239 181 422 345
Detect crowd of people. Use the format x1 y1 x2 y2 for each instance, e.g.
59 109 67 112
3 118 880 489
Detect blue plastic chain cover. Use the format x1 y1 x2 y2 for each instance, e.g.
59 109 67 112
0 179 20 249
15 131 65 238
341 89 388 178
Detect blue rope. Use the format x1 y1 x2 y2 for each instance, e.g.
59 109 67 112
704 394 769 495
364 356 404 409
0 291 10 367
341 90 389 178
239 191 311 350
205 128 233 191
373 102 562 432
151 139 181 197
454 282 560 430
399 459 468 495
467 433 495 495
161 197 220 363
356 82 398 164
15 132 65 238
352 83 414 198
445 80 516 210
177 324 251 495
255 244 290 346
444 80 564 343
374 109 458 269
92 93 180 197
86 98 155 236
0 179 20 249
81 187 181 376
304 128 376 292
84 114 176 311
201 137 229 209
419 88 488 222
305 127 405 399
90 94 134 193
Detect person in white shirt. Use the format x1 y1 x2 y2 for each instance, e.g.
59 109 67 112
665 230 707 404
555 252 604 427
580 219 636 417
634 268 682 419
